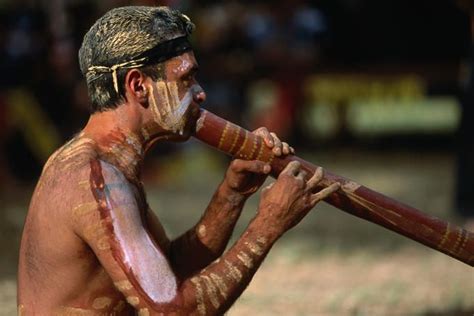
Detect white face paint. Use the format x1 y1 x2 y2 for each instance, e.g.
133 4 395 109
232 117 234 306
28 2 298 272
174 56 193 75
148 80 193 135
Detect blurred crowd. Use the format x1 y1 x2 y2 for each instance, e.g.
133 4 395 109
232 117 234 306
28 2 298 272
0 0 472 224
0 0 332 185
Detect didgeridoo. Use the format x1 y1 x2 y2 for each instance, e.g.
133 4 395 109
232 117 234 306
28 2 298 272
193 109 474 266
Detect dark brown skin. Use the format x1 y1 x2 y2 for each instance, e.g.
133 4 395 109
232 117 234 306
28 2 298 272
17 51 340 315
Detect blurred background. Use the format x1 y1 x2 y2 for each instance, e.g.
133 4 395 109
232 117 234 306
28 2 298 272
0 0 473 315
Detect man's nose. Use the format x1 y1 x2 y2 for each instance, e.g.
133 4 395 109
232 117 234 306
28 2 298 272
192 85 206 104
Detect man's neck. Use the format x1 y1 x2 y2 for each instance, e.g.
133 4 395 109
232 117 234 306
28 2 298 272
83 105 145 183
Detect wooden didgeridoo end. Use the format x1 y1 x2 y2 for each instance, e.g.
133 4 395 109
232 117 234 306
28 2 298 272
193 109 474 266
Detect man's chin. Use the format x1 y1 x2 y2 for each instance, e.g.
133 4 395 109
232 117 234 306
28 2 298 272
160 104 200 142
168 119 195 142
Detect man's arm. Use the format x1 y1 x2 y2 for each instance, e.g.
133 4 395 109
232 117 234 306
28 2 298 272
75 159 338 315
168 160 268 279
167 129 292 279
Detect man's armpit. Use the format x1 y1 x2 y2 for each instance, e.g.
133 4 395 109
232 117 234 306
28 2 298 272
145 208 171 254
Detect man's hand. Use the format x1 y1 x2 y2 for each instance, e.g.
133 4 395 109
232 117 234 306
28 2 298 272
222 128 294 198
257 161 340 235
171 130 293 277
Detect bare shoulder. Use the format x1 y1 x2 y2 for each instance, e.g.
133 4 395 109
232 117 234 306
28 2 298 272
42 134 98 178
90 159 137 203
20 137 99 279
19 150 138 313
73 158 142 236
27 135 101 227
20 146 133 275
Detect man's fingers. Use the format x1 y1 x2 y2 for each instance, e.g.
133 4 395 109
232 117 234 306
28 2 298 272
306 167 324 189
282 142 291 155
280 161 301 177
253 127 274 148
311 182 340 203
253 128 294 157
231 159 271 174
270 132 282 156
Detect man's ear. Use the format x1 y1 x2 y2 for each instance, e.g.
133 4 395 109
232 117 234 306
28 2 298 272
125 69 149 108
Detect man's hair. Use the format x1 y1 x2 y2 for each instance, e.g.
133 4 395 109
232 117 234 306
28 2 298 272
78 6 194 113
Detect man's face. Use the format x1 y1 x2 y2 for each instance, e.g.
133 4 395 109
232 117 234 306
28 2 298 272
145 51 205 141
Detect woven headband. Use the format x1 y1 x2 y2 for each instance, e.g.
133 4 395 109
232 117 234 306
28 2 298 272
86 36 193 93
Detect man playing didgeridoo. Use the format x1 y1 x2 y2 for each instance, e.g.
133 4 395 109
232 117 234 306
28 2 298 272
17 6 340 315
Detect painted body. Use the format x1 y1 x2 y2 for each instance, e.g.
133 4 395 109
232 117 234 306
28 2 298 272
18 134 138 315
18 51 339 315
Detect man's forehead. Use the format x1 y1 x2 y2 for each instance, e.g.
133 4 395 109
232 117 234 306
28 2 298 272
167 52 198 75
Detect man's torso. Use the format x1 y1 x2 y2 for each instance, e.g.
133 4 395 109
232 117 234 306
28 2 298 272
18 134 145 315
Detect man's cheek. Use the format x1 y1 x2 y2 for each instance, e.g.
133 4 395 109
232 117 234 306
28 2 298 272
154 81 175 115
163 81 183 112
154 81 192 114
148 83 163 123
148 81 176 122
147 81 193 133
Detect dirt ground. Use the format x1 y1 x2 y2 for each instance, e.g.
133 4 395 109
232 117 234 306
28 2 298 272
1 145 473 315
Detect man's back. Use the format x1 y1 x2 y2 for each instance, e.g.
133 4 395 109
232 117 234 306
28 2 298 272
18 135 135 315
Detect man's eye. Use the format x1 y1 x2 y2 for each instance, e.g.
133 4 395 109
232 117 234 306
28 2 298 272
183 75 194 86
